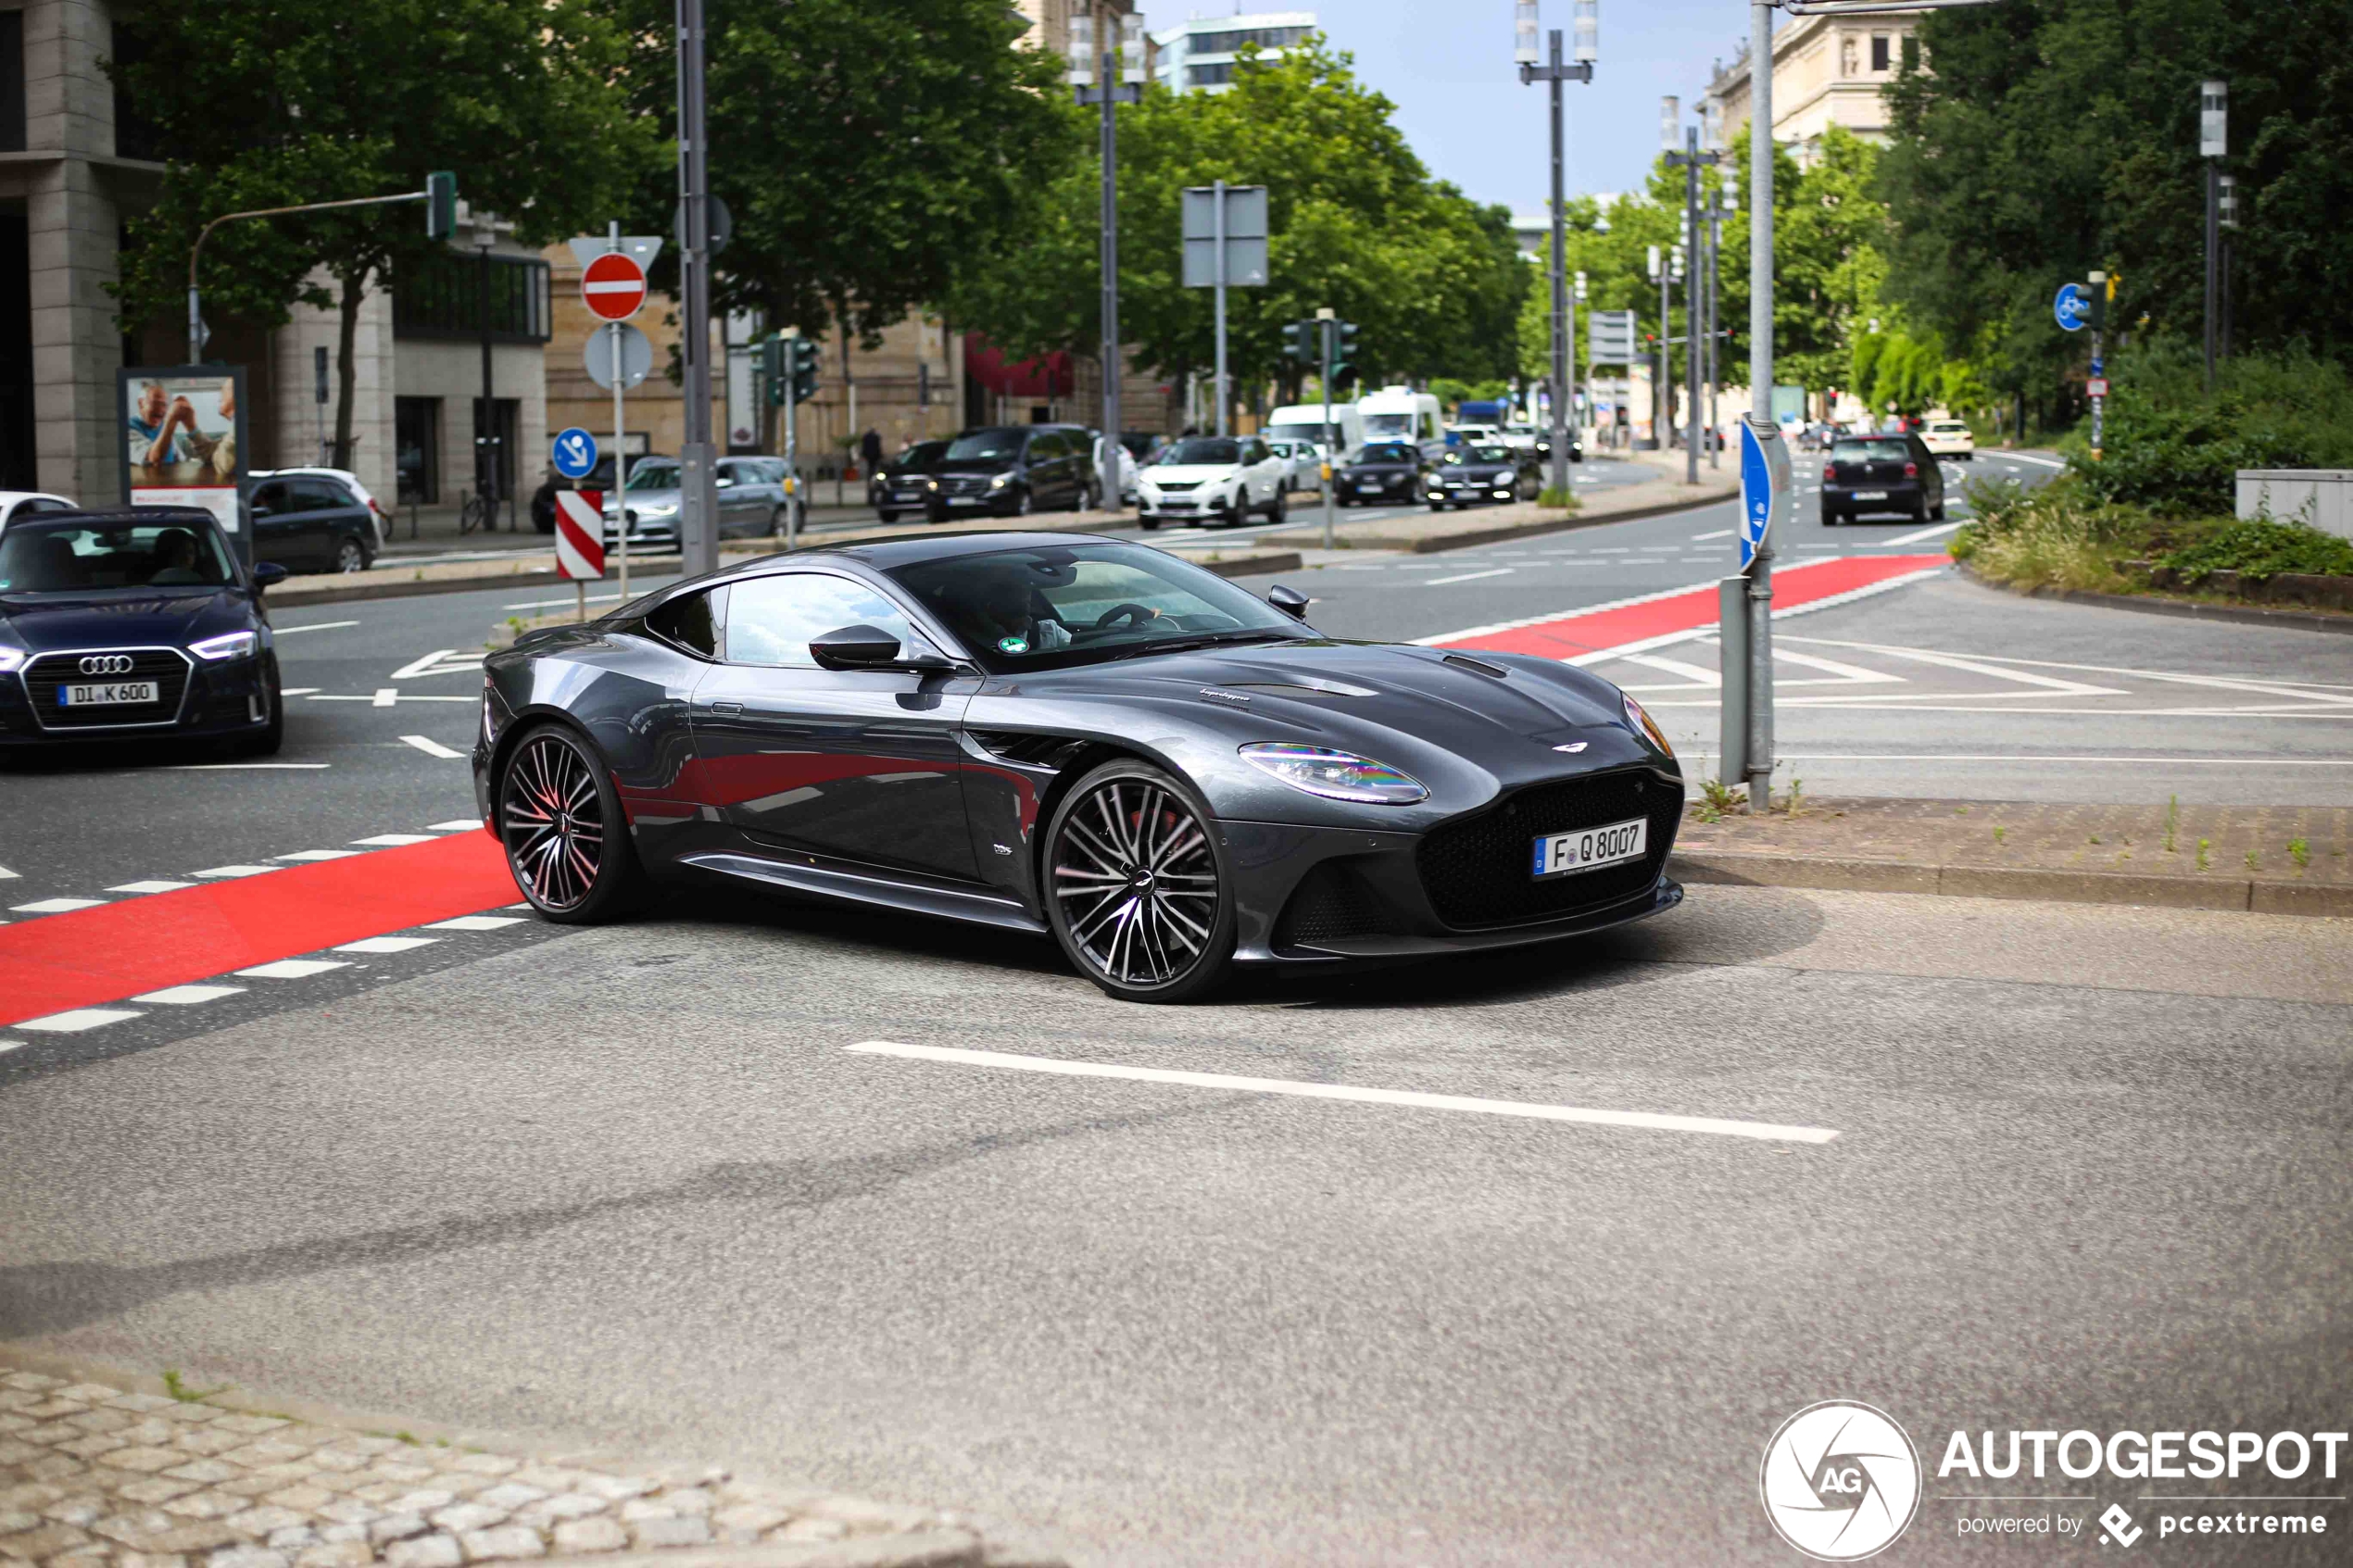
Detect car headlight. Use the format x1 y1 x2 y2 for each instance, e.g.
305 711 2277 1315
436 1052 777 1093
927 480 939 491
1240 743 1428 805
989 473 1010 488
1624 694 1675 759
0 646 24 674
640 503 678 519
189 630 259 661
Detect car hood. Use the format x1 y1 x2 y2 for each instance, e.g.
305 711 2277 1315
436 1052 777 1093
1342 462 1416 474
1143 465 1239 484
0 589 253 651
1438 462 1515 477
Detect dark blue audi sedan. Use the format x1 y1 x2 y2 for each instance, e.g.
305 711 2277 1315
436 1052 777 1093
0 507 288 755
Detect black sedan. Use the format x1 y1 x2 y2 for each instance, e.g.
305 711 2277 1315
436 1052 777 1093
1330 442 1425 507
1821 432 1945 525
473 533 1685 1002
871 439 947 522
1425 442 1541 509
0 507 288 754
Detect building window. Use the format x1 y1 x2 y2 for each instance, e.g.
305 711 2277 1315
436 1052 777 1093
1186 26 1307 56
395 397 440 504
1188 62 1234 89
1871 33 1891 71
392 253 552 344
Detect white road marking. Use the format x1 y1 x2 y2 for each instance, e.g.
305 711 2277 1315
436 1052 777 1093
371 687 398 707
1777 754 2353 767
234 959 349 980
194 865 277 878
281 687 321 696
427 819 484 831
1424 568 1515 586
2001 451 2067 468
1617 653 1721 691
1877 519 1965 546
399 735 466 760
1788 643 2353 709
1771 646 1906 686
392 650 485 680
170 762 332 770
107 881 195 895
10 898 105 914
0 865 14 880
132 985 245 1005
308 693 475 703
425 915 524 932
273 621 359 635
351 834 435 847
16 1009 145 1033
277 849 361 862
0 1040 21 1054
1690 528 1735 541
847 1042 1841 1144
391 649 457 679
503 591 628 611
334 935 440 954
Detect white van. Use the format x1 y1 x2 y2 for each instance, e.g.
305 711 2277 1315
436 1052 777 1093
1262 402 1363 458
1357 385 1444 447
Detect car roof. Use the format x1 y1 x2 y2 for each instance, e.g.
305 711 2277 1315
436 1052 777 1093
722 530 1133 577
8 505 223 528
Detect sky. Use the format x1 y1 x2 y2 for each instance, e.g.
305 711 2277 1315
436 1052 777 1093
1257 0 1768 213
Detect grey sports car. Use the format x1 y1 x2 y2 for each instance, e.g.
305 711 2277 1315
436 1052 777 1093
472 533 1685 1002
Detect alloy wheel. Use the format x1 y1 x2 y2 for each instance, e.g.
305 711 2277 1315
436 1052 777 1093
501 734 605 911
337 539 366 573
1051 777 1221 990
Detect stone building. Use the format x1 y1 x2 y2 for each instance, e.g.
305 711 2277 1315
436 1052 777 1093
1704 10 1919 165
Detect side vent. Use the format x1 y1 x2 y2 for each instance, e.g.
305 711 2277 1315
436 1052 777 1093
972 731 1089 770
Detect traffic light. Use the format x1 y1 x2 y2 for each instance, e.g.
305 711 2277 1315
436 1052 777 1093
761 338 786 408
1281 320 1314 362
788 336 821 404
424 171 457 241
1329 320 1360 394
2086 271 2108 332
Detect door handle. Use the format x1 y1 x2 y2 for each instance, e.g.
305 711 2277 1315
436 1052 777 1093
706 700 743 715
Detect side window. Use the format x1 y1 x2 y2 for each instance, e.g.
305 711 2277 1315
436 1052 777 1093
722 573 916 668
251 481 288 513
296 479 351 509
714 461 739 489
1026 432 1061 461
646 588 722 658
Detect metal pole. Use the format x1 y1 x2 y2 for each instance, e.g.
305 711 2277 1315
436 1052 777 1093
479 241 497 528
1685 128 1702 486
610 224 628 607
1319 309 1336 548
784 332 799 550
1546 30 1571 500
1706 202 1721 470
2203 160 2218 393
1658 264 1670 454
1100 30 1121 514
1213 178 1228 438
1745 0 1776 812
676 0 719 575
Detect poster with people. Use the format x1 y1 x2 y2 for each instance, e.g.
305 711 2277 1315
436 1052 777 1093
119 367 247 546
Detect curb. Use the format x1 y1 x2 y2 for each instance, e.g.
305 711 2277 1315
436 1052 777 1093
1670 848 2352 918
1193 549 1301 580
1955 560 2353 636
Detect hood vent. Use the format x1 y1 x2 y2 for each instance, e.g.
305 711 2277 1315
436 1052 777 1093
1441 653 1508 680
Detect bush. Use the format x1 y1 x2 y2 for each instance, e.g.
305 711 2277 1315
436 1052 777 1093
1956 472 2353 595
2158 518 2353 583
2064 344 2353 517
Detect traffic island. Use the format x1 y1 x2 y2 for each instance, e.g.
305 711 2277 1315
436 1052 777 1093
1263 468 1739 555
0 1354 1066 1568
1671 795 2352 917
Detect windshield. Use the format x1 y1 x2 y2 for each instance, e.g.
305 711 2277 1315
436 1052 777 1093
625 460 681 493
0 516 236 594
1448 444 1512 464
887 542 1302 671
1158 438 1240 467
1264 422 1332 445
888 441 948 474
1362 413 1416 438
1831 439 1910 462
1348 444 1418 466
944 429 1026 466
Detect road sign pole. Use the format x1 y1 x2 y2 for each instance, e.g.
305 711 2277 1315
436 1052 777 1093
676 0 720 578
1318 309 1337 549
1213 179 1227 439
1745 0 1777 814
610 228 629 605
783 329 799 550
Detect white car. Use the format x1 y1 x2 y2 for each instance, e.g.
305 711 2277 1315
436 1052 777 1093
0 491 80 532
1446 423 1501 446
1136 434 1290 530
249 467 393 542
1921 420 1976 459
1263 437 1322 493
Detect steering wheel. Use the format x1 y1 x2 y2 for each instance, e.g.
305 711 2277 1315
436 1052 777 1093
1093 602 1161 631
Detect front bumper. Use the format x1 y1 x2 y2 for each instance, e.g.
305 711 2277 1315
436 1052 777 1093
0 651 276 746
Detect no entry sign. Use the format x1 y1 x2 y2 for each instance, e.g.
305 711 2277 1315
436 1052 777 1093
581 253 648 322
554 490 606 580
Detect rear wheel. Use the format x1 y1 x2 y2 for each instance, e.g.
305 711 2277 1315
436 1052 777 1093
1266 490 1287 524
875 509 897 524
335 536 369 573
1821 509 1842 527
1043 760 1235 1004
1139 517 1161 532
498 723 645 923
1931 500 1947 521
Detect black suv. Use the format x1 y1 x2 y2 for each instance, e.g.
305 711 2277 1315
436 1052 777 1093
872 440 948 521
925 427 1096 521
247 472 377 573
1821 432 1946 525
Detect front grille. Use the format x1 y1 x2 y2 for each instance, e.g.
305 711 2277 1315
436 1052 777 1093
942 476 990 495
1274 860 1402 949
25 648 193 730
1416 769 1680 929
1155 481 1200 493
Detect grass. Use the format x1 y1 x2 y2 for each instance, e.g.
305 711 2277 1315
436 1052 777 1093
1536 485 1578 510
2196 837 2211 872
1992 824 2007 845
2164 797 2179 854
2290 837 2310 869
161 1368 230 1403
1694 776 1743 822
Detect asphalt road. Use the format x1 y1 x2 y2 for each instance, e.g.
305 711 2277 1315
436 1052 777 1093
6 446 2349 1564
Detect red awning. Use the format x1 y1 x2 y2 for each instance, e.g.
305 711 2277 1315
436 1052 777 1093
963 333 1074 399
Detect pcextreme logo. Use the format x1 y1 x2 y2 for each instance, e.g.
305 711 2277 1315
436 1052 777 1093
1760 1401 1924 1561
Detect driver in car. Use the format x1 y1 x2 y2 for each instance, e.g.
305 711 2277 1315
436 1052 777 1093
965 562 1076 653
147 528 205 584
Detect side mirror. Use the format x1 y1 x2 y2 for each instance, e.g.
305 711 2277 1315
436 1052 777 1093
1267 583 1311 621
252 561 289 590
809 622 903 670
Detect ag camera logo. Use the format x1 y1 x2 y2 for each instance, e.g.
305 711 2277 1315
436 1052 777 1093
1760 1400 1922 1561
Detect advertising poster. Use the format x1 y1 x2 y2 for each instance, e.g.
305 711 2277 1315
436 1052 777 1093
119 365 248 554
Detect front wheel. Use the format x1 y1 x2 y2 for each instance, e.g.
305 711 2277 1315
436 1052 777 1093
1043 760 1235 1003
1266 491 1287 525
1139 517 1161 532
875 509 897 524
498 723 646 923
335 537 369 573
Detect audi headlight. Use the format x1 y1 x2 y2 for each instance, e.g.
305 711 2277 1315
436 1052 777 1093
0 646 25 675
189 630 258 661
1624 694 1676 759
641 502 678 519
1240 743 1428 805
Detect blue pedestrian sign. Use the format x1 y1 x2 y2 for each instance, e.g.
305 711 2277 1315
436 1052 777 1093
551 427 598 480
1738 416 1791 571
2054 282 2090 332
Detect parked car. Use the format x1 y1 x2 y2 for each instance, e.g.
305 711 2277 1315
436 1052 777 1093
716 457 795 537
1330 442 1425 508
1821 433 1946 525
251 467 391 546
0 506 287 755
1921 419 1976 459
872 441 947 522
247 471 377 572
1134 435 1290 530
0 493 82 533
1264 437 1322 493
1425 442 1540 510
925 426 1095 521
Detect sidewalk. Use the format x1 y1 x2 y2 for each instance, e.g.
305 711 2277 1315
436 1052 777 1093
0 1353 1063 1568
1672 795 2352 917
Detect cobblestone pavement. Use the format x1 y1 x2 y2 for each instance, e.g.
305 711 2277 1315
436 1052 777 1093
0 1368 1054 1568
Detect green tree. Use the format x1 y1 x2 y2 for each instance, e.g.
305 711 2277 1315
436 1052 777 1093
112 0 650 468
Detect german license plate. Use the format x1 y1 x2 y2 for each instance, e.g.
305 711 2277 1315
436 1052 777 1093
1532 816 1647 879
1854 490 1888 500
61 680 158 707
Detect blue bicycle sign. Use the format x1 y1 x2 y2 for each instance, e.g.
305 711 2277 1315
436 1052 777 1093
2054 282 2091 332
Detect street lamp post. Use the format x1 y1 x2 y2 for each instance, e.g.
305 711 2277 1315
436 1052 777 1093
1664 103 1721 484
1517 1 1598 502
2217 172 2238 359
676 0 720 577
2201 78 2226 392
1073 8 1143 510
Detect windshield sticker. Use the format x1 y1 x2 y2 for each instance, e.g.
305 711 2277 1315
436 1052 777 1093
997 636 1028 654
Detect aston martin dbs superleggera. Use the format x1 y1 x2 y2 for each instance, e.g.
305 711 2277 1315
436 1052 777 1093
473 533 1685 1002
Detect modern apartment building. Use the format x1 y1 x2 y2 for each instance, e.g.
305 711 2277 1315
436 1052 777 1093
1151 10 1316 94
